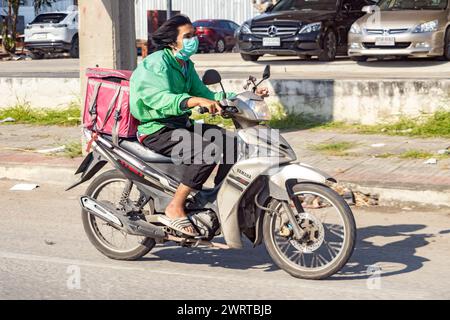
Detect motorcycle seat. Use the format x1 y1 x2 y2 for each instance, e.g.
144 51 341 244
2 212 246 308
102 135 173 164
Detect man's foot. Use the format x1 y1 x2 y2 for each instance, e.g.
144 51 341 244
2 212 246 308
164 203 197 236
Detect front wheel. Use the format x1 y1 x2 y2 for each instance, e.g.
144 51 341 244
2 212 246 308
443 27 450 61
69 35 79 59
263 183 356 280
318 30 337 62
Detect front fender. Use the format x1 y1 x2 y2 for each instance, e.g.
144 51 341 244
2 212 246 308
268 163 336 201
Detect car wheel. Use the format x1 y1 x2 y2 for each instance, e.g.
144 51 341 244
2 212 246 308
69 35 79 59
240 53 261 61
444 27 450 61
350 56 368 62
318 30 337 62
215 39 226 53
30 51 45 60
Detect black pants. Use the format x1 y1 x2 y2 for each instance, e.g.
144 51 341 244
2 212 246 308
143 124 237 190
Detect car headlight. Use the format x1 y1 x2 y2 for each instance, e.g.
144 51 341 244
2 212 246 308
299 22 322 34
240 23 252 35
349 23 362 34
412 20 438 33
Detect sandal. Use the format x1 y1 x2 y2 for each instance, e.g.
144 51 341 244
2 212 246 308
158 215 199 237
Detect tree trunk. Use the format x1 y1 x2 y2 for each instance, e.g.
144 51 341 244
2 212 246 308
1 0 20 55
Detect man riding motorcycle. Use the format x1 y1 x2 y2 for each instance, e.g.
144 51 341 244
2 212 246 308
130 15 269 237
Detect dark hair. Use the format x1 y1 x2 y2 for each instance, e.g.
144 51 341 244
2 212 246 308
152 15 192 50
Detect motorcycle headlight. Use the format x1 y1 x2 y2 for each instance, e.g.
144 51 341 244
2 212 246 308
412 20 438 33
299 22 322 34
249 99 271 121
240 23 252 35
349 23 362 34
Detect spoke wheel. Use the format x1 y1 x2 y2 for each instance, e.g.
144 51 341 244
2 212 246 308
82 170 155 260
263 183 356 280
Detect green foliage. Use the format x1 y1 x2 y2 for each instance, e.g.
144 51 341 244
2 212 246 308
0 103 81 126
311 141 357 156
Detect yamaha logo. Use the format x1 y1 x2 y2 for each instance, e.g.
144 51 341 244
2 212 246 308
268 25 278 37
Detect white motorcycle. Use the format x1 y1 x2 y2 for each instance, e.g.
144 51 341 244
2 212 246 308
68 65 356 280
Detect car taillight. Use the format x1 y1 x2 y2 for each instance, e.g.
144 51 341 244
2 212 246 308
196 27 214 36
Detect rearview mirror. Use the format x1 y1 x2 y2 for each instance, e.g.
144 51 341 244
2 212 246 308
362 5 377 14
262 65 271 80
202 69 222 85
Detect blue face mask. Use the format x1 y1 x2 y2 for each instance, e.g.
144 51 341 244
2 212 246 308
175 37 199 61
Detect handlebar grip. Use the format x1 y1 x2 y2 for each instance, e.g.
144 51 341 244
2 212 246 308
198 107 210 115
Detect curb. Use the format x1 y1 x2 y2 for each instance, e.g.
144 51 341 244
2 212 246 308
1 162 449 208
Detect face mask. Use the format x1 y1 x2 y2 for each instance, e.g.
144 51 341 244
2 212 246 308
175 37 199 61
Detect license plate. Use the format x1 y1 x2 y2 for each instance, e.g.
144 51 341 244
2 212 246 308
263 37 281 47
34 33 47 40
375 36 395 46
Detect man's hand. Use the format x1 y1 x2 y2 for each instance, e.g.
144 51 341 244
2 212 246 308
256 87 269 98
188 97 221 114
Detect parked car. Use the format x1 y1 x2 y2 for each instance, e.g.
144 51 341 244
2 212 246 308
348 0 450 61
24 11 79 59
236 0 374 61
193 19 240 53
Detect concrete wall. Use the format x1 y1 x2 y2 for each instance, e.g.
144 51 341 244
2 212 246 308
0 77 80 109
0 77 449 124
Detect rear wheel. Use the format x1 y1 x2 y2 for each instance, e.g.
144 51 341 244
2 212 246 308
241 53 261 61
215 39 226 53
30 51 45 60
81 170 156 260
318 30 337 61
69 35 79 59
263 183 356 280
444 27 450 61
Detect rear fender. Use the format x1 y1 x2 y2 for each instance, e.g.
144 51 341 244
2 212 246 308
66 151 107 191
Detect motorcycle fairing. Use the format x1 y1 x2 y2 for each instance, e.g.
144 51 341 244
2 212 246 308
218 161 336 249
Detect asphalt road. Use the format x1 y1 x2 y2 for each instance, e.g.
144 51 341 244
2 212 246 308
0 53 449 79
0 179 449 300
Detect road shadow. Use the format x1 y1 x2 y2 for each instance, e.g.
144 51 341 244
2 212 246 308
355 57 448 68
141 223 434 280
255 55 350 66
332 224 433 280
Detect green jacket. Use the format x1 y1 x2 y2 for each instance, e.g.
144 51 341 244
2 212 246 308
130 48 233 136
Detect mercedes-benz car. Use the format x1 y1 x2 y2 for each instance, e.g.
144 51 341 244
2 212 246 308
236 0 374 61
348 0 450 61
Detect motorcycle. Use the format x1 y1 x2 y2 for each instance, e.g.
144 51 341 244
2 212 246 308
67 65 356 280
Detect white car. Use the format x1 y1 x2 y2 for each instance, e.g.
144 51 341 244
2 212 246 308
24 11 79 59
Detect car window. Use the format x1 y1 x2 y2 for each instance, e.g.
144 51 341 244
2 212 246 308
31 13 68 24
218 21 230 29
228 22 240 31
342 0 372 10
193 21 216 28
271 0 339 12
378 0 448 10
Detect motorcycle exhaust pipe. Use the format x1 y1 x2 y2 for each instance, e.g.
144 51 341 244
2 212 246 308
80 196 166 240
80 196 123 228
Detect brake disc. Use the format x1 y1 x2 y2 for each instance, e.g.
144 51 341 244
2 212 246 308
289 212 325 253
